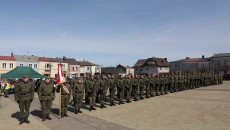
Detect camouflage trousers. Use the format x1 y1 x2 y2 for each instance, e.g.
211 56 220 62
146 85 150 97
150 85 156 96
61 95 70 114
74 92 84 109
109 90 116 103
41 100 52 116
19 100 32 118
117 89 124 102
89 92 96 106
125 88 132 101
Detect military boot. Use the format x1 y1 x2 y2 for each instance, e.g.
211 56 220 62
19 117 25 125
42 115 46 121
64 113 68 117
112 101 116 106
61 113 64 118
78 108 82 113
25 117 30 124
110 102 113 106
47 115 52 120
75 109 78 114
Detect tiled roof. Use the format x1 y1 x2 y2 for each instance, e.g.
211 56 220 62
14 55 38 62
133 57 169 67
101 67 125 74
0 56 16 61
133 59 147 68
184 58 201 62
78 61 98 66
38 57 53 62
62 58 80 65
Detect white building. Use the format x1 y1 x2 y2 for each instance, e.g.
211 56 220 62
78 61 101 76
133 57 169 75
14 55 39 72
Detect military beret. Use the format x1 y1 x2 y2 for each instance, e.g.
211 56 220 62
45 76 50 80
23 75 28 79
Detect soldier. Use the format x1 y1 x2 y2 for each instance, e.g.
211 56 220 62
117 75 125 104
56 78 71 118
169 72 175 93
145 74 151 98
187 73 191 89
108 74 116 106
72 77 84 114
87 75 97 111
164 74 169 94
38 76 55 121
95 75 101 103
178 72 182 91
132 74 140 101
159 74 165 95
14 75 34 125
150 74 156 97
84 74 90 105
155 73 161 96
139 75 145 100
174 72 179 92
99 75 108 108
124 75 132 103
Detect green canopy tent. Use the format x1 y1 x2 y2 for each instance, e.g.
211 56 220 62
1 66 45 79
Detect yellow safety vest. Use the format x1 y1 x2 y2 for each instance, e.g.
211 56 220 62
5 83 10 90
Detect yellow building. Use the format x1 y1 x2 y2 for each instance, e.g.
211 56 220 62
0 54 17 77
38 57 68 78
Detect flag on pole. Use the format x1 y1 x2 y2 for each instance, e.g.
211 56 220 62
56 64 66 84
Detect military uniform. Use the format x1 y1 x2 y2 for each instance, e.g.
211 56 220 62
145 76 151 98
14 78 34 124
56 83 71 118
155 75 161 96
72 79 84 114
139 76 145 99
99 78 108 108
117 77 125 104
132 76 139 101
150 75 156 97
38 80 55 121
169 74 175 93
124 76 132 102
87 78 97 110
164 75 169 94
108 77 116 106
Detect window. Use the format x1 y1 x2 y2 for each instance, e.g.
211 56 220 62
87 67 91 71
45 64 51 68
62 64 65 68
29 64 32 67
224 60 228 65
72 67 74 70
140 69 142 71
2 63 7 68
76 67 78 71
146 68 148 70
34 64 38 69
160 67 162 70
20 64 23 66
10 63 14 68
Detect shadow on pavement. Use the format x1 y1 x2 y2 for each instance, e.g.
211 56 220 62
30 110 43 119
11 111 21 121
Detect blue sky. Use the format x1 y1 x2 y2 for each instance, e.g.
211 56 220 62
0 0 229 67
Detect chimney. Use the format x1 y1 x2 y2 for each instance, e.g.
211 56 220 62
164 58 167 61
186 57 190 59
11 52 13 57
202 55 204 59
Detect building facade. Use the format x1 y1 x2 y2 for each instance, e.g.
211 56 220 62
0 53 17 77
79 61 101 76
133 57 169 75
14 54 39 72
61 57 80 78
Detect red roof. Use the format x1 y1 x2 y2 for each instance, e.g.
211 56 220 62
184 58 201 62
0 56 16 61
38 57 53 62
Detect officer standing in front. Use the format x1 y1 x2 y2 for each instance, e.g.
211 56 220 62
14 75 34 125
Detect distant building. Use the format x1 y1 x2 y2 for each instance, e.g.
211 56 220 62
101 67 126 77
211 53 230 74
170 56 210 73
0 53 17 77
14 54 39 72
133 57 169 75
38 57 68 78
78 60 101 76
117 64 134 76
61 57 80 78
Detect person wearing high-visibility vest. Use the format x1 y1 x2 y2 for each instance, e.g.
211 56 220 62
4 80 11 98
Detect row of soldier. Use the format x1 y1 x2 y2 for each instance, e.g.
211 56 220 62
14 73 223 125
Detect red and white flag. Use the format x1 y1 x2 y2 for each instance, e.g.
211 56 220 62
56 64 66 84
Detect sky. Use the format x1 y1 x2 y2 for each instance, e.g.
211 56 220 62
0 0 229 67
